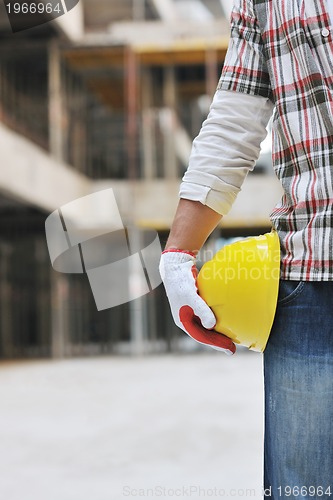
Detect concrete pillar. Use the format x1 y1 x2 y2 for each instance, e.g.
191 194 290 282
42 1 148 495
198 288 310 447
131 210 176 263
35 238 52 355
0 60 4 122
0 243 13 358
50 270 69 358
141 68 156 179
48 39 64 162
133 0 145 20
125 48 139 181
205 47 218 99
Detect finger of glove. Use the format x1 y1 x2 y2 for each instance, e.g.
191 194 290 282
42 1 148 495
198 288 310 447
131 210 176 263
164 276 216 331
160 258 215 327
179 305 236 355
191 294 216 330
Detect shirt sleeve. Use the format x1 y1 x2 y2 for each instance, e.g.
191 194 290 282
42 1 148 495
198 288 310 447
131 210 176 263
218 0 272 99
179 0 274 216
179 89 274 216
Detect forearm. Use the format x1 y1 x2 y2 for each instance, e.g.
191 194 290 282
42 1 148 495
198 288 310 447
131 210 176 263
165 199 222 254
165 92 273 255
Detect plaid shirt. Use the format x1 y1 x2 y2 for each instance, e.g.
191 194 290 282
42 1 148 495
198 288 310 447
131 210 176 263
218 0 333 280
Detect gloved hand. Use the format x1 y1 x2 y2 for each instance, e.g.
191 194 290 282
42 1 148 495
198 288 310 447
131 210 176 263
159 249 236 355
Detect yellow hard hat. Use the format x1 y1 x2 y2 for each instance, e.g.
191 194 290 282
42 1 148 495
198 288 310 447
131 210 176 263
197 230 280 352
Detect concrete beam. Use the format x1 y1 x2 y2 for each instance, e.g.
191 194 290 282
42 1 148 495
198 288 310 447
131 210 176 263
109 19 229 48
0 121 92 213
93 175 283 230
0 119 282 231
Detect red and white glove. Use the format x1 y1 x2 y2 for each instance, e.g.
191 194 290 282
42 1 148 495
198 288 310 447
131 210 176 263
159 249 236 355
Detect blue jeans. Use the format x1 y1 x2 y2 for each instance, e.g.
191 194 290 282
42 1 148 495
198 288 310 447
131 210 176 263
263 281 333 499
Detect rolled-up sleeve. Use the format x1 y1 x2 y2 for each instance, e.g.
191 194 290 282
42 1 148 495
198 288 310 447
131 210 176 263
179 0 274 216
180 90 274 215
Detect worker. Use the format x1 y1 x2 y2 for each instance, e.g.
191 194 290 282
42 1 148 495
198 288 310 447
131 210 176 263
159 1 333 498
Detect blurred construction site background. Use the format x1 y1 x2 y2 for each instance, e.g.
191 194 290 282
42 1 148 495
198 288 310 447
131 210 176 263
0 0 281 360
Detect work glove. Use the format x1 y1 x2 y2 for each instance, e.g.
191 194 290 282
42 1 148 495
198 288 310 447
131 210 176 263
159 250 236 355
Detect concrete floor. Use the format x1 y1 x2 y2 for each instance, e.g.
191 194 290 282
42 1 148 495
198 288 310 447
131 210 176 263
0 351 265 500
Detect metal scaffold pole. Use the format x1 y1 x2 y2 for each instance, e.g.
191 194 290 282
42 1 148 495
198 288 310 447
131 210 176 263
129 228 148 356
163 65 178 179
125 47 147 356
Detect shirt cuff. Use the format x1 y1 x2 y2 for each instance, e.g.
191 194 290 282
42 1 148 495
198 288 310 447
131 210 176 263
179 182 238 216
